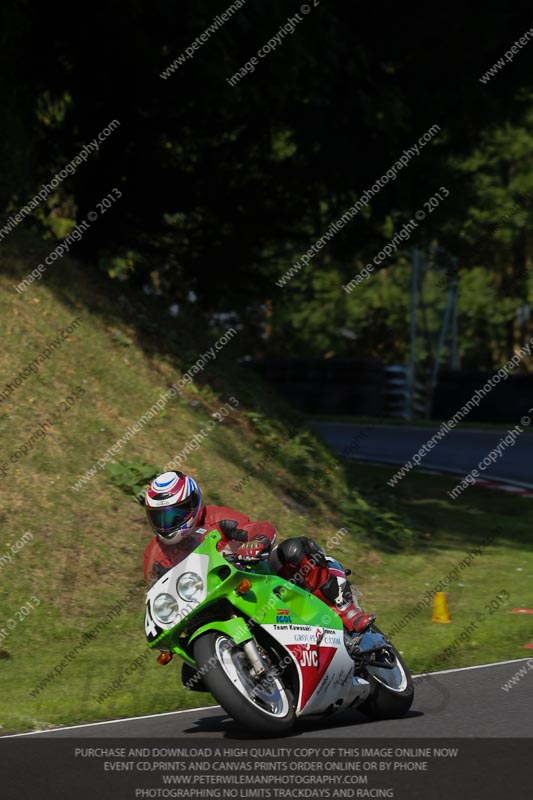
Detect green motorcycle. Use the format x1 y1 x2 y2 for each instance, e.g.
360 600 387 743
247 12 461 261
145 529 414 735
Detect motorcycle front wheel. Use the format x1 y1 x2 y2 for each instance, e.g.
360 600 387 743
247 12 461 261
193 631 296 735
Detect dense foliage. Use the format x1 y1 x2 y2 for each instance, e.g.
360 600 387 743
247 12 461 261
2 0 533 368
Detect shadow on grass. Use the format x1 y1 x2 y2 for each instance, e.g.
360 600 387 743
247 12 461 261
343 461 533 555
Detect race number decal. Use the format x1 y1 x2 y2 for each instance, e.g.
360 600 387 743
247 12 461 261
144 603 161 641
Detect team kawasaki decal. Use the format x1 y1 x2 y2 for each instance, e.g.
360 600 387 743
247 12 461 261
272 616 343 643
265 617 346 709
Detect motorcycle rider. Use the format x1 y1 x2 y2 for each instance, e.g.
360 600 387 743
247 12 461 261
143 470 375 637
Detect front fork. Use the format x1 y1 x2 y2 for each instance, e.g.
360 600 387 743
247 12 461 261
242 639 267 677
227 613 267 677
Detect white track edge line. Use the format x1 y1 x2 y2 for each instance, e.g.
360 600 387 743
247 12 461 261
1 704 220 737
311 421 533 437
4 658 532 738
412 656 533 678
344 455 533 491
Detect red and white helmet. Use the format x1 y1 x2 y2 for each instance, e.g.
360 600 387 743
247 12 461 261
145 471 202 544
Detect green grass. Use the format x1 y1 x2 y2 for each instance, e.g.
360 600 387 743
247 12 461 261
0 235 531 734
339 462 533 675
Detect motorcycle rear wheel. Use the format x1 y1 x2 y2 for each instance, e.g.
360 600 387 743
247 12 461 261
358 628 414 720
193 631 296 735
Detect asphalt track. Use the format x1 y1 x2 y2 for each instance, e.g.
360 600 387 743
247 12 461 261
5 660 532 738
309 421 533 488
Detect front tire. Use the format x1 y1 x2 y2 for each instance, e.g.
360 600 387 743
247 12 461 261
181 661 208 692
193 631 296 735
358 630 414 720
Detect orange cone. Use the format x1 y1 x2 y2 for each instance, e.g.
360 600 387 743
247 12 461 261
432 592 451 623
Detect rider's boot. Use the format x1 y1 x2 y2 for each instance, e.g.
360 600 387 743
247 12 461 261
338 605 376 634
315 577 376 636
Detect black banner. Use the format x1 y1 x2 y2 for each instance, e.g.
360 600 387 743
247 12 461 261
0 738 529 799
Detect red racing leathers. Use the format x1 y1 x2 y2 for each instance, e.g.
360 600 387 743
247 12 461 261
143 504 276 585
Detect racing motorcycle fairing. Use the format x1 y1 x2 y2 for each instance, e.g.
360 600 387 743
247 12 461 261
145 530 371 716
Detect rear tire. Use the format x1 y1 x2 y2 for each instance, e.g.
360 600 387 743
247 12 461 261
358 630 414 720
193 631 296 735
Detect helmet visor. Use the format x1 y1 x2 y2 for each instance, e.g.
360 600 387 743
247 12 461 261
148 491 199 537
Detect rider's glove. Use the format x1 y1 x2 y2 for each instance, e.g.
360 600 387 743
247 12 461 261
235 539 267 561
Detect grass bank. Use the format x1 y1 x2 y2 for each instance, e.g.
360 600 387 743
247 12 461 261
1 236 530 734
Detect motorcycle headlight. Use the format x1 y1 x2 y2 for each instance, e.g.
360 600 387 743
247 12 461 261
153 593 180 625
177 572 204 603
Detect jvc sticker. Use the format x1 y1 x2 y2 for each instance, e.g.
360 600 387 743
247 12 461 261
299 646 319 668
